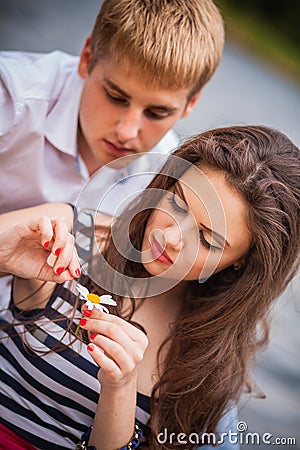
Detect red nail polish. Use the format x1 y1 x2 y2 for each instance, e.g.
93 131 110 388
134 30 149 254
75 268 81 277
83 309 92 317
55 248 62 256
43 241 50 249
56 267 65 275
87 344 94 352
90 333 97 340
80 318 87 326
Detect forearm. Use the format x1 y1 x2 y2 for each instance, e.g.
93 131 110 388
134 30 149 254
89 377 137 450
0 203 74 234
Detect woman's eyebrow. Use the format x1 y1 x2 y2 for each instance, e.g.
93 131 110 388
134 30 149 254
200 222 230 248
174 183 188 204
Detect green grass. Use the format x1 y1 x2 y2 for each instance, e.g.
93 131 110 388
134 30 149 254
218 3 300 83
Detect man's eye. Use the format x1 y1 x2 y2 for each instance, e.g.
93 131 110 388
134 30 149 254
105 90 127 104
145 110 168 120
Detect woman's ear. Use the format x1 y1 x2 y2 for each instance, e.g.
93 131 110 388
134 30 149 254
233 258 245 271
78 36 93 78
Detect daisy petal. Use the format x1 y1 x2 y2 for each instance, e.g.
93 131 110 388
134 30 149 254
76 284 89 297
100 305 110 314
100 295 117 306
85 300 94 310
94 303 103 311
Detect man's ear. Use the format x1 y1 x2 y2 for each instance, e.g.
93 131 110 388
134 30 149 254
181 91 201 118
78 36 93 78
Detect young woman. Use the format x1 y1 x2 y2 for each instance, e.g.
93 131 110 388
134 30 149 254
0 126 299 450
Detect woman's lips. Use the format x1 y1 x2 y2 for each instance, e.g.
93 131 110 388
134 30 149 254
104 139 136 157
150 237 173 265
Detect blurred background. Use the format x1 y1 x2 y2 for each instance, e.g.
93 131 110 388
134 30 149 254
0 1 299 448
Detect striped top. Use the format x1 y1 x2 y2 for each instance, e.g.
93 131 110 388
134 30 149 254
0 279 150 449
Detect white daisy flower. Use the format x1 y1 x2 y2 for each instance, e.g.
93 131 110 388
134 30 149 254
76 283 117 313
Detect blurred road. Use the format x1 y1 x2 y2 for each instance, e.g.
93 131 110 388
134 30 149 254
1 1 299 448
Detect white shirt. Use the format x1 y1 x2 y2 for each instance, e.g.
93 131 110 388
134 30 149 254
0 50 179 214
0 50 179 307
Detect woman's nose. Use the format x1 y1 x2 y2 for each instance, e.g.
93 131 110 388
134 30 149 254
163 224 183 251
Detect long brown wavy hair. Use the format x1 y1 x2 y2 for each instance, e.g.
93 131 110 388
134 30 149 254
86 125 300 448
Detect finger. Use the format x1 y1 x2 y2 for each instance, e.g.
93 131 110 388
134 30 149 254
38 264 74 283
53 232 75 276
81 316 148 362
82 316 135 350
84 309 148 345
21 216 54 247
51 217 70 257
87 343 122 379
91 334 137 372
67 247 81 278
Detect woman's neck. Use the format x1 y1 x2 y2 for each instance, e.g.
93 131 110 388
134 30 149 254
130 280 189 314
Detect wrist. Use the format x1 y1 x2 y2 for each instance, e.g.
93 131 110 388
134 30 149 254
99 373 138 392
76 422 143 450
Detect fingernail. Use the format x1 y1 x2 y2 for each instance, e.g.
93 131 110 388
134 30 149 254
43 241 50 249
56 267 65 275
83 309 92 317
75 268 81 277
90 333 97 340
87 344 94 352
80 318 87 326
55 247 62 256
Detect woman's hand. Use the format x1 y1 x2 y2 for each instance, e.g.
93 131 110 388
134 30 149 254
80 307 149 388
0 216 81 282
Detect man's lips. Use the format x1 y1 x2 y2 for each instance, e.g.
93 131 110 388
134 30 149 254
150 237 173 265
104 139 136 156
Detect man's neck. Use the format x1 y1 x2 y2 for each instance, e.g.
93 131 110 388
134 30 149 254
77 125 103 176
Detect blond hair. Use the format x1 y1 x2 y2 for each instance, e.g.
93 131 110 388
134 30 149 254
89 0 224 96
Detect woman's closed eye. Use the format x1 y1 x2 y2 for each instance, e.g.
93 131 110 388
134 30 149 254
199 230 222 252
168 193 222 252
167 193 188 215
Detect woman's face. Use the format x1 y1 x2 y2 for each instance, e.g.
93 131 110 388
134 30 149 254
141 166 252 281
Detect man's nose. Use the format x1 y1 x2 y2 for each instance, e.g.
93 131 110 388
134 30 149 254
114 109 141 143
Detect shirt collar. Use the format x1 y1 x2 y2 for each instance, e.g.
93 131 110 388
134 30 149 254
45 71 84 157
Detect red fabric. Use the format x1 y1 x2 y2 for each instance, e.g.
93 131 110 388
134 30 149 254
0 424 37 449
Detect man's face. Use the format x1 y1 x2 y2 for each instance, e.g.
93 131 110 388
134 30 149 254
77 39 199 173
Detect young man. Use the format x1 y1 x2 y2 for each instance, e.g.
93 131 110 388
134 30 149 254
0 0 224 307
0 0 224 214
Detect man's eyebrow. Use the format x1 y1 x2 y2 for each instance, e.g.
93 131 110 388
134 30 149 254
104 78 179 113
200 222 230 248
104 78 131 99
